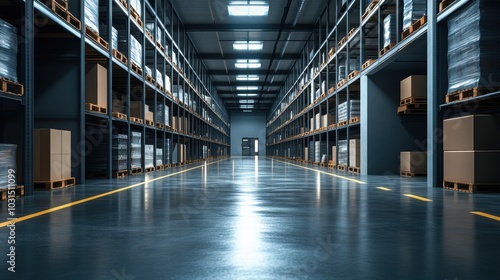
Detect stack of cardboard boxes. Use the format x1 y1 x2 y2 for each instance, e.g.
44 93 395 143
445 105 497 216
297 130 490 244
130 101 154 123
443 115 500 187
34 129 72 182
85 63 108 111
349 139 360 169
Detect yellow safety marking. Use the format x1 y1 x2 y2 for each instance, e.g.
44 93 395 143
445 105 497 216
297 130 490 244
403 194 432 202
471 211 500 222
0 159 227 228
274 159 366 184
377 187 392 191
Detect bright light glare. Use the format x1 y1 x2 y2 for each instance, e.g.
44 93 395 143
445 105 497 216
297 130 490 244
228 1 269 16
233 41 263 51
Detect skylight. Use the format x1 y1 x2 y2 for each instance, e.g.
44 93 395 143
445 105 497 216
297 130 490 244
236 75 259 81
228 1 269 16
237 86 259 91
235 59 261 69
233 41 264 51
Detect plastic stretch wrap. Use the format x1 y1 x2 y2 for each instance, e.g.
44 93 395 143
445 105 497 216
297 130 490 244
156 148 163 166
130 0 142 17
85 0 99 34
314 141 327 163
112 134 128 170
131 132 142 169
309 142 315 163
338 140 348 165
165 139 170 165
0 19 18 82
145 145 154 169
145 66 152 77
156 27 162 43
130 35 142 67
146 23 155 38
156 69 164 87
338 100 360 122
447 0 500 93
338 65 346 81
0 144 17 189
403 0 426 31
383 14 396 48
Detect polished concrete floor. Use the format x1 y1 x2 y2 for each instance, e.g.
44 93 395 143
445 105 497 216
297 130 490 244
1 156 500 279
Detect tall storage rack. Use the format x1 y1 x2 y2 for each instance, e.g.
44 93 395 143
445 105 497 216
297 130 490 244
1 0 230 196
266 0 491 188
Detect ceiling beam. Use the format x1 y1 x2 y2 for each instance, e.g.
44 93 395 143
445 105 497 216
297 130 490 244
198 53 300 60
207 70 290 75
184 24 314 32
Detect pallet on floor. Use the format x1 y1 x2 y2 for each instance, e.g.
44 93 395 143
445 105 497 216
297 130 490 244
337 79 347 88
400 171 426 177
445 87 499 103
337 120 348 127
112 112 128 120
145 167 155 173
85 26 109 50
130 117 143 124
131 62 143 77
362 59 375 70
130 7 143 28
113 170 128 178
443 180 500 193
439 0 454 12
338 165 347 171
362 0 378 20
0 77 24 96
34 177 75 190
130 168 143 175
379 43 394 57
164 164 171 169
397 103 427 114
112 49 128 65
0 185 24 200
85 103 107 114
156 165 164 171
348 166 361 173
348 70 360 80
328 161 336 169
401 16 427 40
50 1 81 30
349 116 360 124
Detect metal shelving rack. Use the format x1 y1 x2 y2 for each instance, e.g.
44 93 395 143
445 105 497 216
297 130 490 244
1 0 230 195
266 0 482 187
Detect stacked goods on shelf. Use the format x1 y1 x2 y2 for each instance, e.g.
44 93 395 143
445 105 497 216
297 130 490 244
164 139 171 165
403 0 426 30
112 134 128 171
112 91 127 116
156 104 170 126
0 144 17 189
144 145 154 169
400 151 426 176
85 63 108 112
443 115 500 192
331 145 337 164
349 139 360 168
100 25 118 50
338 140 348 167
314 141 327 163
338 100 360 123
383 14 396 48
447 0 500 97
156 148 163 167
0 19 18 82
34 129 72 185
130 35 142 68
309 142 315 162
398 75 427 113
130 0 142 16
156 69 164 89
84 0 99 33
322 113 336 128
130 101 153 123
130 131 142 170
203 145 208 159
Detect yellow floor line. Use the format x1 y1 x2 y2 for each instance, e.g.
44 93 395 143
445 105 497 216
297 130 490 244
403 194 432 202
0 159 227 228
274 159 366 184
377 187 392 191
471 211 500 222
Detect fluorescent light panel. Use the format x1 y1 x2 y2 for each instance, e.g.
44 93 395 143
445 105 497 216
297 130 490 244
236 75 259 81
239 100 256 104
228 1 269 16
240 104 254 109
233 41 263 51
237 93 258 97
237 86 258 91
235 59 261 69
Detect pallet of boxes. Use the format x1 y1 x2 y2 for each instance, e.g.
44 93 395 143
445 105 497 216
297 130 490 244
0 145 24 200
34 129 75 190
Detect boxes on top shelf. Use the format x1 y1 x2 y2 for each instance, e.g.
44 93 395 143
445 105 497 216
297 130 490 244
383 14 396 48
443 115 500 151
400 75 427 100
84 0 99 34
403 0 426 31
85 63 108 110
130 35 142 67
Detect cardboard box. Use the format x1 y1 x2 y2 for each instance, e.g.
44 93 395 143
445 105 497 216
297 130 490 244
400 75 427 100
34 129 61 155
304 147 308 161
85 64 108 108
332 146 337 163
349 139 360 167
61 130 71 155
129 101 144 118
34 129 72 181
444 151 500 184
145 111 154 122
400 151 427 173
61 154 72 179
443 115 500 151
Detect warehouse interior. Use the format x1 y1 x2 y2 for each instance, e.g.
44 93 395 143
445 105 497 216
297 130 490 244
1 0 500 278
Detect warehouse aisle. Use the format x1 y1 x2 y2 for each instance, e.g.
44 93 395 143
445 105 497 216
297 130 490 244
1 156 500 279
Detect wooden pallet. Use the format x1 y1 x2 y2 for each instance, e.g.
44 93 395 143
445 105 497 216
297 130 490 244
131 167 143 175
328 47 336 58
328 161 336 169
85 26 109 50
145 30 155 43
156 122 165 129
443 180 500 193
0 78 24 96
337 79 347 88
85 103 107 114
145 167 155 173
44 0 68 10
113 170 128 179
349 116 360 124
157 41 165 53
397 104 427 114
328 86 336 94
131 62 143 76
112 112 127 120
348 166 361 173
445 87 499 103
348 28 357 38
439 0 454 12
112 49 128 65
401 16 427 40
379 43 394 57
145 119 154 127
155 165 164 171
362 59 375 70
400 171 426 177
337 120 348 127
130 7 143 28
146 74 155 85
34 177 75 190
50 1 81 30
338 165 347 171
348 70 360 80
0 186 24 200
116 0 128 9
156 83 165 93
400 97 427 106
328 124 337 130
337 36 347 49
164 164 172 168
362 0 379 20
130 117 143 124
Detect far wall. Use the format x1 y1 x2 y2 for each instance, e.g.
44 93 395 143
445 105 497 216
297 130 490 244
230 112 267 156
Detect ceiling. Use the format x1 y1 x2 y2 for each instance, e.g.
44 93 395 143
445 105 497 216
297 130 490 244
170 0 327 114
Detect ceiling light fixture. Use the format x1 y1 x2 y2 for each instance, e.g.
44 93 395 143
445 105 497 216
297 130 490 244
233 41 264 51
228 1 269 16
240 104 255 109
235 59 261 69
237 93 258 97
237 86 259 91
236 75 259 81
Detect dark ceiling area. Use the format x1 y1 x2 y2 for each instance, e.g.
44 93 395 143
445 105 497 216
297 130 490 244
170 0 327 113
